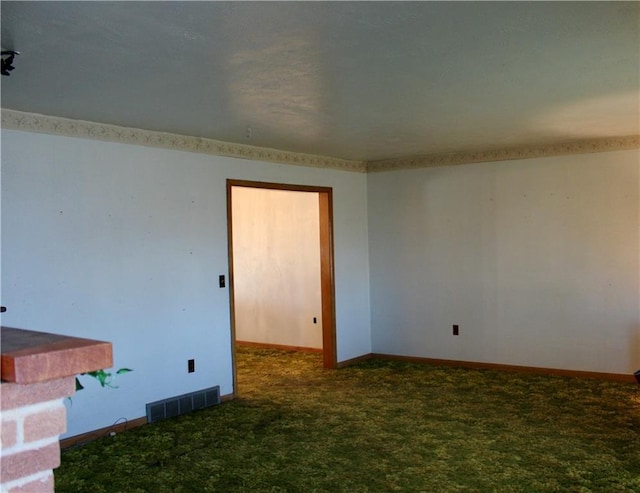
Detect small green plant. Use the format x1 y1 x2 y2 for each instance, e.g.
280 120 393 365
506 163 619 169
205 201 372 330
75 368 133 391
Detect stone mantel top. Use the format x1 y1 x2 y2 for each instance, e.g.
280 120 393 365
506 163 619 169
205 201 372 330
1 327 113 384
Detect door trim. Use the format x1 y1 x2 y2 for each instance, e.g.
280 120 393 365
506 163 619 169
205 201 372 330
226 180 338 393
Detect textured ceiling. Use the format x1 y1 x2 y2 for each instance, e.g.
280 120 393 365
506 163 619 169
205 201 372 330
1 1 638 162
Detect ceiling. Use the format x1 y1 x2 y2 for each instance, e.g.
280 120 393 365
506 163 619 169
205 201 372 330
1 1 638 163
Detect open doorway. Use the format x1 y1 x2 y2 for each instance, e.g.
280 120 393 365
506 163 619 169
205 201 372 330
226 180 337 395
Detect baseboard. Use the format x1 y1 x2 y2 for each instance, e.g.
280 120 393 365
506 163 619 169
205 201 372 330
235 340 323 353
336 353 374 368
221 392 235 402
369 353 636 383
60 391 236 450
60 416 148 449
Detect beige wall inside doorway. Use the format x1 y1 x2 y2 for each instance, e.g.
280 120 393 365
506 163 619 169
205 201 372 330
231 186 323 349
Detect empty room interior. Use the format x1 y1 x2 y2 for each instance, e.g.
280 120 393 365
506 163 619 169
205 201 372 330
1 1 639 485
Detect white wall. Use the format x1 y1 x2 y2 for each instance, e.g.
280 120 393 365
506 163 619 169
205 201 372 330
0 129 371 437
232 187 322 348
3 125 635 440
368 150 640 375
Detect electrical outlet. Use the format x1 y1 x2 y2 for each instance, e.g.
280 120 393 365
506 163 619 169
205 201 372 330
453 324 459 336
188 359 195 373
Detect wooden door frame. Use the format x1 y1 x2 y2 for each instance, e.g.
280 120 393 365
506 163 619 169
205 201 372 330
226 179 337 393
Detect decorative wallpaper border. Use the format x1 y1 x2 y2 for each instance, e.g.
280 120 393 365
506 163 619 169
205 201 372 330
367 135 640 172
1 109 367 173
2 109 637 173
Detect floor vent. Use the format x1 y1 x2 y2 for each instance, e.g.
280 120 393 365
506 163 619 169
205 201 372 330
146 386 220 423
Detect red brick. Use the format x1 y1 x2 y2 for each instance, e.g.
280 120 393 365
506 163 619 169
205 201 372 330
2 418 18 448
6 472 54 493
0 377 75 410
23 405 66 442
0 442 60 483
1 327 112 384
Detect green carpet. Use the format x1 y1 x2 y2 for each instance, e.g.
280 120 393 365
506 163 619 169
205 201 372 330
56 346 640 492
